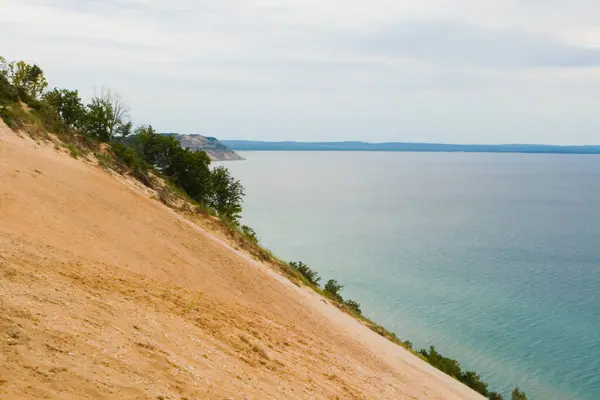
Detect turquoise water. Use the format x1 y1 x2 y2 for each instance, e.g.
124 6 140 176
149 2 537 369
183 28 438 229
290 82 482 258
220 151 600 400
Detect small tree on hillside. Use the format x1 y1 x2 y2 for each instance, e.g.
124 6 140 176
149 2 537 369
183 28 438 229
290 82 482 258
324 279 343 300
344 299 362 314
100 88 131 140
85 95 113 141
289 261 321 286
209 166 244 222
0 56 8 79
461 370 489 396
7 60 48 99
511 388 527 400
84 88 131 142
43 88 86 129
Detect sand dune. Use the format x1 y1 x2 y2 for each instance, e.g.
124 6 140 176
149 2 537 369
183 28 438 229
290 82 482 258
0 124 485 399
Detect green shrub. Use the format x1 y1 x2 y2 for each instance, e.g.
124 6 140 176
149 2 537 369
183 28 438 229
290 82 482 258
512 388 527 400
461 370 489 396
0 74 18 104
0 105 12 128
96 152 115 170
209 166 244 221
43 88 86 129
324 279 343 301
421 346 463 378
289 261 321 286
111 142 146 172
66 143 79 159
241 225 258 243
344 299 362 315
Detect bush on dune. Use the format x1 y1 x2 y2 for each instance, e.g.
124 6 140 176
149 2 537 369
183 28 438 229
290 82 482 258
289 261 321 286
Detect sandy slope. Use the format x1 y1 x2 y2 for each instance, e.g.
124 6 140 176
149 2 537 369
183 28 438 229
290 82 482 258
0 124 485 400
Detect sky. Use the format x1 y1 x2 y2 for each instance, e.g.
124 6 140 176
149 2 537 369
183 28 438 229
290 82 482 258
1 0 600 144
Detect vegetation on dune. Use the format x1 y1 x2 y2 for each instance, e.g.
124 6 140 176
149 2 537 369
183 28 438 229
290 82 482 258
0 56 244 223
0 54 527 400
512 388 528 400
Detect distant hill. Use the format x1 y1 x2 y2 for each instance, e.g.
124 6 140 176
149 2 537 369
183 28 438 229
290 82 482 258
164 134 244 161
221 140 600 155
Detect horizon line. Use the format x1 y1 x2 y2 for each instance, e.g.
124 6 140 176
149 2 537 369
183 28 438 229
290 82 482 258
219 139 600 148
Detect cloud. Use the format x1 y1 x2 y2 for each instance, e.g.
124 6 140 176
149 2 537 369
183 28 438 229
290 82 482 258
359 21 600 68
1 0 600 144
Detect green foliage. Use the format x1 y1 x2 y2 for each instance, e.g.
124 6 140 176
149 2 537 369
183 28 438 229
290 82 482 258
241 225 258 243
0 101 41 132
171 148 213 204
43 88 85 129
511 388 527 400
0 74 18 104
0 56 8 79
66 143 79 159
129 127 214 203
461 370 489 396
111 142 146 172
419 346 463 379
324 279 343 300
344 299 362 314
289 261 321 286
95 152 115 169
83 89 130 142
209 166 244 221
7 60 48 99
1 106 12 128
417 345 519 399
84 95 114 141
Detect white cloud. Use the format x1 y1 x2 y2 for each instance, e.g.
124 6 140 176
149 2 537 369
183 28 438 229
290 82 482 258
1 0 600 144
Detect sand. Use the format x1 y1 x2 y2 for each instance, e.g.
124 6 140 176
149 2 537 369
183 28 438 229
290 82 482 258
0 124 485 399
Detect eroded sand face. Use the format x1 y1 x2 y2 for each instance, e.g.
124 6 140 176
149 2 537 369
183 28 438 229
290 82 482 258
0 124 484 400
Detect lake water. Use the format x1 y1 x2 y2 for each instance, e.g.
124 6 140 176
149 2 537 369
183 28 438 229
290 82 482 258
220 151 600 400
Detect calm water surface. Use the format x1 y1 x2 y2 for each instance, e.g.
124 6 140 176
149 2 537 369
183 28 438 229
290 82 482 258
220 151 600 400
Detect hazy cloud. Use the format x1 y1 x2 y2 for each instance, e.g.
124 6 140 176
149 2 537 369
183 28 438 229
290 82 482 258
1 0 600 144
363 21 600 68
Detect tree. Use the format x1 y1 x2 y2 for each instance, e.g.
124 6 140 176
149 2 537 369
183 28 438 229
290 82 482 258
241 225 258 242
289 261 321 286
511 388 527 400
0 63 18 103
209 166 244 221
100 89 131 140
344 299 362 314
488 392 504 400
7 60 48 99
84 88 131 142
419 346 463 379
461 370 489 396
43 88 86 129
0 56 8 79
171 146 213 203
130 128 214 204
324 279 343 300
84 95 113 141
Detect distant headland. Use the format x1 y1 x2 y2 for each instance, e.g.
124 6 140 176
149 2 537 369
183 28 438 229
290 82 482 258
221 140 600 155
162 133 244 161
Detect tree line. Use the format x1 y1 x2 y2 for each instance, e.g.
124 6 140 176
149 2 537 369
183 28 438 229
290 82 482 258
0 56 244 222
